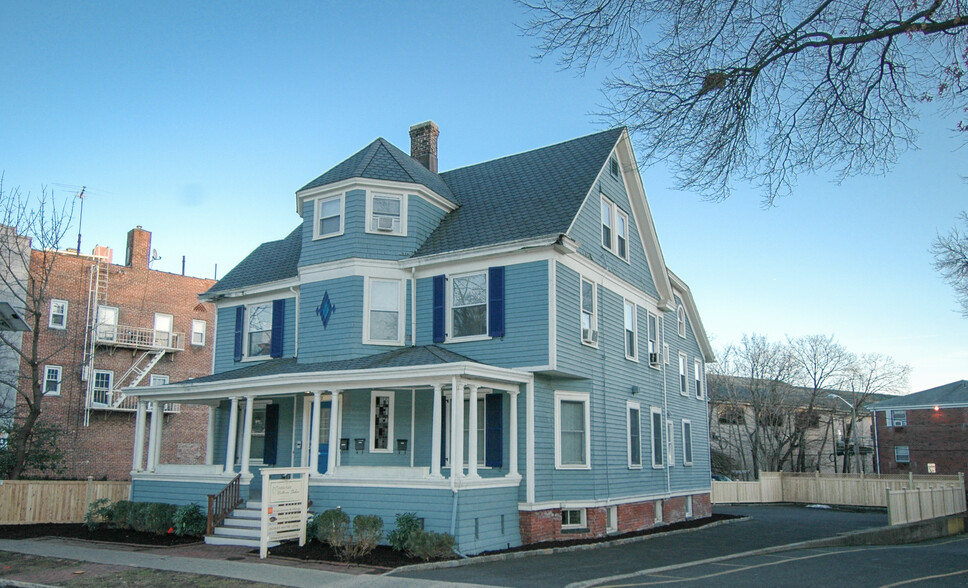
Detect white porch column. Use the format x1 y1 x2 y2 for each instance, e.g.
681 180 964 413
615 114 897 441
146 402 163 472
450 377 464 481
310 391 322 476
132 400 147 472
224 397 239 475
205 406 215 465
467 384 480 479
509 388 519 477
327 391 342 474
430 384 443 478
526 379 535 504
240 396 254 476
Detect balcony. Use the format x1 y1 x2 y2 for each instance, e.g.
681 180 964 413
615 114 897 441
95 324 185 351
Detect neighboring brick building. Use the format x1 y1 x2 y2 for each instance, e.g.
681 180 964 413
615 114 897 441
871 381 968 476
19 226 216 480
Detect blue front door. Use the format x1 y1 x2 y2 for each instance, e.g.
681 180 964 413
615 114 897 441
316 401 331 474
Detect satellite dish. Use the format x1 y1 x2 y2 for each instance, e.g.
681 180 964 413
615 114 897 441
151 249 161 261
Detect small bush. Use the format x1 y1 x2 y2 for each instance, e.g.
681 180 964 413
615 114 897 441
144 502 177 534
127 502 151 532
409 529 456 561
315 508 350 549
173 503 207 537
305 512 319 542
342 514 383 560
387 512 421 555
83 498 112 531
109 500 134 529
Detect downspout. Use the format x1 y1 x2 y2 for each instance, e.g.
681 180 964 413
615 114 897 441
410 268 417 347
289 286 299 357
872 410 881 475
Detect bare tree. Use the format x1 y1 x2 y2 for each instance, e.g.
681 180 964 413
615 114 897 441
521 1 968 204
932 212 968 318
0 178 75 479
839 352 910 473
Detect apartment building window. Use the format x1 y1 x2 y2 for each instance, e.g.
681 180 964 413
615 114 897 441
651 407 663 468
682 420 694 465
246 304 273 357
601 197 613 250
149 375 169 386
624 300 637 360
191 320 206 346
601 195 630 261
49 299 68 329
894 445 910 463
43 366 62 396
451 271 487 339
153 313 173 348
367 192 405 235
695 359 704 399
556 391 590 469
647 312 659 367
580 278 598 345
314 194 344 239
891 410 907 427
92 370 113 405
677 305 686 338
679 353 688 395
561 508 586 530
616 210 629 261
433 267 504 343
667 420 676 467
96 306 118 341
370 391 394 452
627 401 642 468
366 278 403 344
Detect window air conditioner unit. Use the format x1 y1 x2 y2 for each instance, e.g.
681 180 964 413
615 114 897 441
375 215 396 231
649 352 660 365
582 328 598 344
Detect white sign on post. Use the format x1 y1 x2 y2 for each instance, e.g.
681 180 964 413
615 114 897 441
260 467 310 559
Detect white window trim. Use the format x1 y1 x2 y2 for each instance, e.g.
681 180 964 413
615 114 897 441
891 410 907 427
694 359 704 399
43 365 62 396
48 299 68 329
627 400 642 469
655 499 663 523
363 276 405 346
600 194 632 264
895 445 910 463
560 508 587 530
679 353 689 396
148 374 169 386
686 495 693 518
447 270 490 343
677 305 687 338
92 369 114 406
580 277 598 348
650 407 664 469
667 420 676 467
647 312 660 369
606 505 618 533
616 208 630 262
369 390 394 453
682 419 694 466
313 193 345 240
191 319 207 346
364 190 408 237
555 391 591 470
624 299 638 361
241 302 273 362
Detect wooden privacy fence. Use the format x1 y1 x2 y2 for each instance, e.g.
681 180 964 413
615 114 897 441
0 478 130 524
712 471 965 510
887 485 968 526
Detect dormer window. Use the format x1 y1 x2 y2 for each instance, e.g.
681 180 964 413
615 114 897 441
366 192 407 236
315 194 344 239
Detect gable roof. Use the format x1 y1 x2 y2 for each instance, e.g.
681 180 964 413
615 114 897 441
203 225 302 297
871 380 968 410
298 138 457 205
414 128 624 257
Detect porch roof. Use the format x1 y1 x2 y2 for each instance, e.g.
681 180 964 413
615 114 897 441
128 345 532 401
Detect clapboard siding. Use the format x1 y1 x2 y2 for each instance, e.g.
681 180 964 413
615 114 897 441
130 479 225 509
297 276 366 363
338 389 414 467
212 297 296 373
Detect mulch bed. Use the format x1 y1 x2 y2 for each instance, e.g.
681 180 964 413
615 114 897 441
268 541 421 568
0 523 201 546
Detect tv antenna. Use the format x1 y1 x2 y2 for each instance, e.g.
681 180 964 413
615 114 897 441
51 183 113 255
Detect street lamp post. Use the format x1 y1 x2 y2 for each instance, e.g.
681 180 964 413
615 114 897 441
829 393 862 475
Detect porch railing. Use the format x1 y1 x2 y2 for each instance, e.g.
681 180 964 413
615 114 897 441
206 474 244 535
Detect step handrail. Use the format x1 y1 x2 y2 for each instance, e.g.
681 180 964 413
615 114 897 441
207 473 244 535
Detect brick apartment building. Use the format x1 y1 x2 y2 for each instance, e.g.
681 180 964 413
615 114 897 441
19 226 216 480
871 380 968 476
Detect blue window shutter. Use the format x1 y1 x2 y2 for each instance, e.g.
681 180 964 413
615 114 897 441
263 404 279 465
233 306 244 362
270 299 285 358
433 275 446 343
485 394 503 468
488 266 505 337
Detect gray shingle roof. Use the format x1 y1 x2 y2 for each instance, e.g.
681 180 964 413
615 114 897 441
298 138 457 205
870 380 968 410
175 345 476 385
204 225 302 296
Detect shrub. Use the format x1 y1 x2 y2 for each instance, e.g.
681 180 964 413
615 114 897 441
342 514 383 560
145 503 177 535
127 501 151 532
315 508 350 549
409 529 456 561
387 512 422 555
173 503 207 537
305 512 319 542
110 500 134 529
83 498 112 531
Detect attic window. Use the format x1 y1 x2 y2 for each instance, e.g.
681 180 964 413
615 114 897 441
315 194 344 239
610 157 619 177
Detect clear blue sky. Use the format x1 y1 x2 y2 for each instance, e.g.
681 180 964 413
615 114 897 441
1 1 964 393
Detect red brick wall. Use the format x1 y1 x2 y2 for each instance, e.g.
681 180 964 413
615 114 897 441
17 233 216 481
519 493 711 545
875 408 968 475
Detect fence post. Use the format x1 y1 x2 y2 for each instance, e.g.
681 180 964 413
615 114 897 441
886 488 894 525
815 470 821 503
85 476 94 513
909 471 914 488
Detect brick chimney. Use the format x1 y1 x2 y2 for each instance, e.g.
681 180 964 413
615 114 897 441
125 226 151 269
409 121 439 173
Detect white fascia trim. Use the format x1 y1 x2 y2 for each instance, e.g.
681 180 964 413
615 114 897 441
204 277 300 304
402 235 561 270
299 258 406 284
518 487 710 511
556 253 660 315
126 361 534 401
669 271 715 363
876 403 968 411
296 177 458 215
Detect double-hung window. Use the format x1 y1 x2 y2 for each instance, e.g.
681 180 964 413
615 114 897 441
366 278 403 344
96 305 118 342
49 299 68 329
694 359 704 399
191 319 206 346
44 365 62 396
679 353 688 395
92 370 113 405
891 410 907 427
451 271 487 339
370 391 394 452
555 391 590 469
367 192 405 235
677 305 686 338
682 420 694 465
601 195 630 261
624 300 637 360
894 445 910 463
647 312 659 367
580 278 597 345
315 194 344 239
651 407 663 468
627 401 642 468
667 420 676 467
601 197 614 250
616 210 629 261
246 304 273 357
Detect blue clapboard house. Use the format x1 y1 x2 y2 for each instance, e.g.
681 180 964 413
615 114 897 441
129 122 715 553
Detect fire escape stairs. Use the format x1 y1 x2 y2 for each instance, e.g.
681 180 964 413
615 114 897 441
111 349 166 407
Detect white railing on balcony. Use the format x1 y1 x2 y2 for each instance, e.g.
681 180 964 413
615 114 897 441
95 324 185 351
